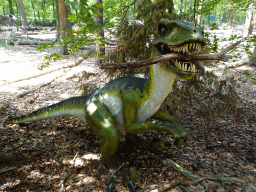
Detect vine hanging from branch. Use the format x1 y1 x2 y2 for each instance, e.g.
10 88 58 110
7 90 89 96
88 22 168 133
99 41 241 69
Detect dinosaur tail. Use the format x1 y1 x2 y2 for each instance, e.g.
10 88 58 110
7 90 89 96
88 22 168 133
7 95 90 123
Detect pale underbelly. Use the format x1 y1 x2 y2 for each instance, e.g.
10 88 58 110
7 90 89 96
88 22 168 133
101 94 159 126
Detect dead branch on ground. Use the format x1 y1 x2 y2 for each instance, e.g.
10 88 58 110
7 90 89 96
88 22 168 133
158 158 245 191
99 41 241 69
0 166 16 173
31 147 63 166
61 152 79 192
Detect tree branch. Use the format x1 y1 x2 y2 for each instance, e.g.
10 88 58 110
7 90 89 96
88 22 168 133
99 41 241 69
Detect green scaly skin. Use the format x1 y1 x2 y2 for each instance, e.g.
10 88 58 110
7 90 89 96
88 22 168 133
6 19 205 191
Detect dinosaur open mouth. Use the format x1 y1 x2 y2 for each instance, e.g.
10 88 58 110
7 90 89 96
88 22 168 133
154 41 204 74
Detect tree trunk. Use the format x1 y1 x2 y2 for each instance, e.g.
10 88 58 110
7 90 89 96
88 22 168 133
184 0 187 13
167 0 175 15
8 0 14 15
17 0 28 28
249 3 256 66
94 0 105 66
186 0 193 21
188 0 193 10
197 0 203 25
41 0 46 26
243 2 256 38
222 11 226 23
31 2 36 24
65 4 72 29
58 0 72 55
180 0 183 13
55 0 60 40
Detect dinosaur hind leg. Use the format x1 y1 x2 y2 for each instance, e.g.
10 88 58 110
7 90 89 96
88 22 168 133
85 98 120 161
85 99 135 191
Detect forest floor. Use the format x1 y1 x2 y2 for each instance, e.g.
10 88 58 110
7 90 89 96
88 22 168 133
0 26 256 192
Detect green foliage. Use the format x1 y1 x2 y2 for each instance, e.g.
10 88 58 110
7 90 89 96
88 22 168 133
243 70 256 84
37 0 102 70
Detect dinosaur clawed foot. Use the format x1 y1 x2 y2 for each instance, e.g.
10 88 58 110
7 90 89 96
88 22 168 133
99 132 187 191
174 135 188 146
103 151 137 192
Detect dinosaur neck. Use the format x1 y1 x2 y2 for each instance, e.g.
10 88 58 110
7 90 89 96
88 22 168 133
136 63 176 122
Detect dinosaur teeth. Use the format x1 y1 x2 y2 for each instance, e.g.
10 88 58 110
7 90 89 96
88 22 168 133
181 64 185 71
192 64 195 72
168 43 202 55
173 60 196 72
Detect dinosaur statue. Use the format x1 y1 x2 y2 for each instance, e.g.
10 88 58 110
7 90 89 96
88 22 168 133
6 19 205 191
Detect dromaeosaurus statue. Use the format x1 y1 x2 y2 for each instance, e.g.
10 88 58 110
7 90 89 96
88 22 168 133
6 19 205 191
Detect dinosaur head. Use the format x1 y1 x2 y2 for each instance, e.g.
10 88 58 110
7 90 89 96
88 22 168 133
153 19 205 80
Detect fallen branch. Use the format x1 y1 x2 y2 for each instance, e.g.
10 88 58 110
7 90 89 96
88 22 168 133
17 40 54 45
17 81 53 99
31 147 63 166
159 159 246 191
99 41 241 69
61 152 79 192
0 166 16 174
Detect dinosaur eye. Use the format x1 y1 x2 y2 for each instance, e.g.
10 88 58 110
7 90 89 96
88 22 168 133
161 27 166 33
193 29 197 33
158 23 168 35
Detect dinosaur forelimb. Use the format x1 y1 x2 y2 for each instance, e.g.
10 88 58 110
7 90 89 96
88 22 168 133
99 41 241 69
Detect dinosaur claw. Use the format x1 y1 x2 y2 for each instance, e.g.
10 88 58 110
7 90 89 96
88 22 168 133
174 135 187 146
107 181 115 192
127 180 136 192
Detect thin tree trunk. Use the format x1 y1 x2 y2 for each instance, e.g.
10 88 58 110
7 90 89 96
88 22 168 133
188 0 193 10
94 0 105 66
249 2 256 66
184 0 187 13
167 0 175 15
58 0 67 55
186 0 193 21
243 1 256 38
8 0 14 15
58 0 72 55
197 0 203 25
17 0 28 28
55 0 60 40
65 4 72 29
180 0 183 13
222 11 226 23
41 0 46 26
